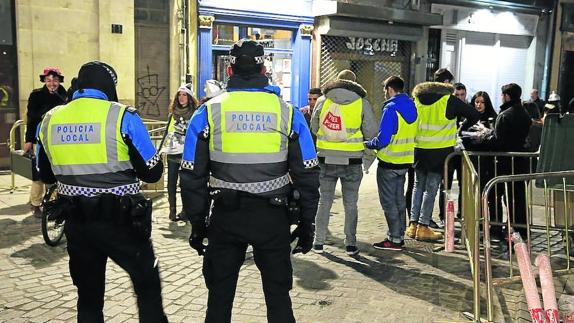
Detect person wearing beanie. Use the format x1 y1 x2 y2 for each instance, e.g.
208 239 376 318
180 39 319 322
36 61 168 322
408 73 479 242
24 67 67 218
160 83 198 221
200 79 225 104
309 69 378 256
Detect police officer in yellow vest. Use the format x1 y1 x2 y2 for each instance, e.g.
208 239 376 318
180 40 319 322
407 69 479 241
36 61 168 322
365 76 417 251
310 70 377 255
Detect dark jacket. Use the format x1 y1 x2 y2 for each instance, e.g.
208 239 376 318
486 100 532 153
365 93 417 169
411 82 480 173
25 85 67 143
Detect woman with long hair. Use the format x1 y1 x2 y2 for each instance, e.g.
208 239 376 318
161 83 198 221
470 91 497 128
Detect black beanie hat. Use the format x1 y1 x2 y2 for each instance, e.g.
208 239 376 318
76 61 119 102
229 39 265 75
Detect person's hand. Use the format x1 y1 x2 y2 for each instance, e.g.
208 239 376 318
23 142 33 153
291 221 314 254
189 221 207 256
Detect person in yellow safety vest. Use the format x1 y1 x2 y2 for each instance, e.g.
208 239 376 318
310 69 378 255
407 68 480 241
160 83 198 222
36 61 168 322
365 76 417 251
180 39 320 322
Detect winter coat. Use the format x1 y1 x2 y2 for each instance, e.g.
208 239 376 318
411 82 480 173
310 79 378 164
26 85 67 143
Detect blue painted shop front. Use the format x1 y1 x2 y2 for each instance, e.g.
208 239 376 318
197 2 313 109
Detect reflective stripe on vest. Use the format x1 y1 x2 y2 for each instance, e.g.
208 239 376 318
377 114 417 164
39 99 132 176
207 92 292 164
316 98 364 152
57 182 139 197
414 95 457 149
210 174 290 194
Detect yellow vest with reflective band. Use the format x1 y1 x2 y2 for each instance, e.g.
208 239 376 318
377 112 417 164
206 91 293 194
167 114 175 132
206 91 292 164
38 98 131 176
414 95 457 149
316 98 364 152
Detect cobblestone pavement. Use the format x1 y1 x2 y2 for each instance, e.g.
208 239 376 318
0 171 572 322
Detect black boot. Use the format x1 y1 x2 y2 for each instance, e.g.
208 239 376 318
176 210 187 222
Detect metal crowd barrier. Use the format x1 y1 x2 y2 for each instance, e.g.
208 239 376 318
481 171 574 322
5 119 171 195
7 120 28 192
445 150 574 321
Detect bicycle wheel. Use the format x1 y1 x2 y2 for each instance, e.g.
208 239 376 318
41 185 65 246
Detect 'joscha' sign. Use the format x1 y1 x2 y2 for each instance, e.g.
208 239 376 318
345 37 399 53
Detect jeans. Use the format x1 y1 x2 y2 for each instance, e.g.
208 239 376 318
314 163 363 247
410 169 442 226
377 167 408 243
167 157 180 211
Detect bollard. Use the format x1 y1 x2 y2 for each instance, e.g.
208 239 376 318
535 253 560 323
445 197 455 252
513 232 544 323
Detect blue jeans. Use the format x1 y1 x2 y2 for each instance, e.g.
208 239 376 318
314 163 363 247
410 169 442 226
377 167 408 244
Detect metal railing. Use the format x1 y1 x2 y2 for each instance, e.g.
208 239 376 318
481 171 574 322
7 120 27 191
445 150 574 321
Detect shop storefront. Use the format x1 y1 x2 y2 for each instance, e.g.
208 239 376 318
313 2 442 115
197 0 313 108
431 3 553 107
0 0 18 168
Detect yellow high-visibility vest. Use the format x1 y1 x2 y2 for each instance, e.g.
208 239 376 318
414 95 457 149
316 98 364 152
377 113 417 164
38 98 131 176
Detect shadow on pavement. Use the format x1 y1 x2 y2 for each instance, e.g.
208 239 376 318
292 257 338 291
10 242 67 269
321 251 482 315
158 220 190 241
0 203 31 216
0 217 42 249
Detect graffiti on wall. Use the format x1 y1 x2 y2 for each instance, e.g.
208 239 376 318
136 66 166 117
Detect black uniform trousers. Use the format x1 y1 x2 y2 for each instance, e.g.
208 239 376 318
203 195 295 323
64 196 167 323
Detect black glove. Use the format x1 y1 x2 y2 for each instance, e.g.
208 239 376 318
189 221 207 256
290 221 314 254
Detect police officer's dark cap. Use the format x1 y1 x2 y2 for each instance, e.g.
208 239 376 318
76 61 119 102
229 39 265 74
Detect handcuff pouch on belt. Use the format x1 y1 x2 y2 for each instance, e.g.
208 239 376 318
120 194 153 241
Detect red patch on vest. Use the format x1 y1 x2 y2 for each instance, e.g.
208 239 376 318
322 112 342 131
